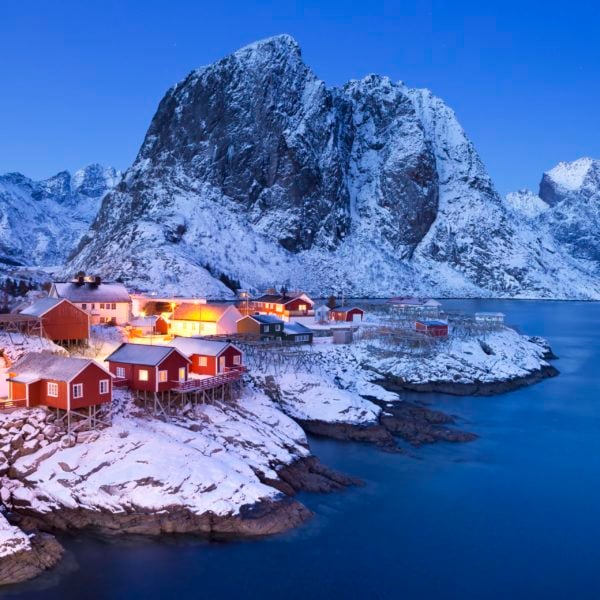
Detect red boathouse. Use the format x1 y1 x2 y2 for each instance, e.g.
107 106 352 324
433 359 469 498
329 306 365 323
170 337 244 376
105 343 191 392
7 352 112 410
20 297 90 344
415 320 449 338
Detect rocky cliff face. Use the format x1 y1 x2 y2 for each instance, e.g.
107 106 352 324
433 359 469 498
0 164 119 272
506 158 600 271
58 36 600 297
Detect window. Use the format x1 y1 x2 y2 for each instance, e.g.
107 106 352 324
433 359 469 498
275 325 281 331
99 379 110 394
100 303 105 309
99 317 106 324
264 325 270 332
233 355 241 365
178 367 186 382
91 303 95 309
116 367 125 378
158 370 168 383
198 356 208 367
72 383 83 399
82 303 87 310
299 304 306 311
138 369 149 382
111 303 116 310
47 382 58 397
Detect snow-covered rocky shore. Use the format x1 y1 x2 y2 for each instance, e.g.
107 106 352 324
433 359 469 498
0 391 354 552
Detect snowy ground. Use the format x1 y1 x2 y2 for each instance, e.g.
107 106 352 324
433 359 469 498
3 389 310 523
0 513 30 560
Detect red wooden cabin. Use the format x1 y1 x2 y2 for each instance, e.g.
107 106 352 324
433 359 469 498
170 337 244 376
251 293 314 317
7 352 112 410
415 320 449 338
20 297 90 344
105 343 191 392
329 306 365 323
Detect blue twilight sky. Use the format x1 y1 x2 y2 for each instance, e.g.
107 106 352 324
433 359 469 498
1 0 598 195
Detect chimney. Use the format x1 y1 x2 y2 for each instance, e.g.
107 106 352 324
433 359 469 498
77 275 85 286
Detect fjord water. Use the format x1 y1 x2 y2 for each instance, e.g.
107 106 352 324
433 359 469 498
8 300 600 599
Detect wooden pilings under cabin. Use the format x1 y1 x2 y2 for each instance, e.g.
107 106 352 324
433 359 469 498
54 403 113 435
134 378 245 419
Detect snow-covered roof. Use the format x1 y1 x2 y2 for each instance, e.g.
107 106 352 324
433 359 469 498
172 303 237 322
20 297 64 317
331 305 363 313
170 337 238 357
283 322 313 335
10 352 109 382
243 314 284 325
416 319 448 326
475 312 505 318
390 297 440 306
129 315 163 327
106 343 190 366
52 281 131 303
254 293 313 306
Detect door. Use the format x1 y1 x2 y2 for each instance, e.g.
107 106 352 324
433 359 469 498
178 367 186 382
218 356 226 374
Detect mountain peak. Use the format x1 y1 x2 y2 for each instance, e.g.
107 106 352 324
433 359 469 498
545 157 596 192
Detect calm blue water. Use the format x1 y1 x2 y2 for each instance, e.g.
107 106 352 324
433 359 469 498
6 300 600 599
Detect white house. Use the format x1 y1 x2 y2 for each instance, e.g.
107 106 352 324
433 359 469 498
50 278 132 325
170 303 243 336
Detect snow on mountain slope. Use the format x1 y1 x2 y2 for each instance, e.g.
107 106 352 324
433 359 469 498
0 164 120 274
64 36 599 298
507 157 600 269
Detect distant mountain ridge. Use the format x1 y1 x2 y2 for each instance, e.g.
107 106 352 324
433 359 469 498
0 164 119 272
506 157 600 268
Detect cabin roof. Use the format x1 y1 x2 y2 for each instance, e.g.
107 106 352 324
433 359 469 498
416 319 448 326
172 303 237 322
20 297 64 317
10 352 109 383
106 343 190 366
283 322 313 335
52 282 131 303
170 337 238 357
253 293 313 306
331 305 363 313
243 314 284 325
129 315 162 327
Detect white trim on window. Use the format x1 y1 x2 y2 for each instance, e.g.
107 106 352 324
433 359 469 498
116 366 125 378
158 370 168 383
199 356 208 367
99 379 110 394
72 383 84 399
47 382 58 397
138 369 149 382
233 355 241 365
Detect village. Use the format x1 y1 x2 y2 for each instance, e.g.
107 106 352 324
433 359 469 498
0 274 512 433
0 274 555 586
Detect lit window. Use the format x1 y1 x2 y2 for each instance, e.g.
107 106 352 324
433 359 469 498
159 370 168 382
199 356 208 367
47 382 58 397
116 367 125 378
299 304 306 311
99 379 110 394
72 383 84 399
138 369 149 382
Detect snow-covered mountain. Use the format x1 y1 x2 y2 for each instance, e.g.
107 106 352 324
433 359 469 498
506 157 600 271
57 36 600 298
0 164 120 273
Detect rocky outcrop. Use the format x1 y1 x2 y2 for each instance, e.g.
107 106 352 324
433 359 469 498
0 524 63 586
64 35 600 298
